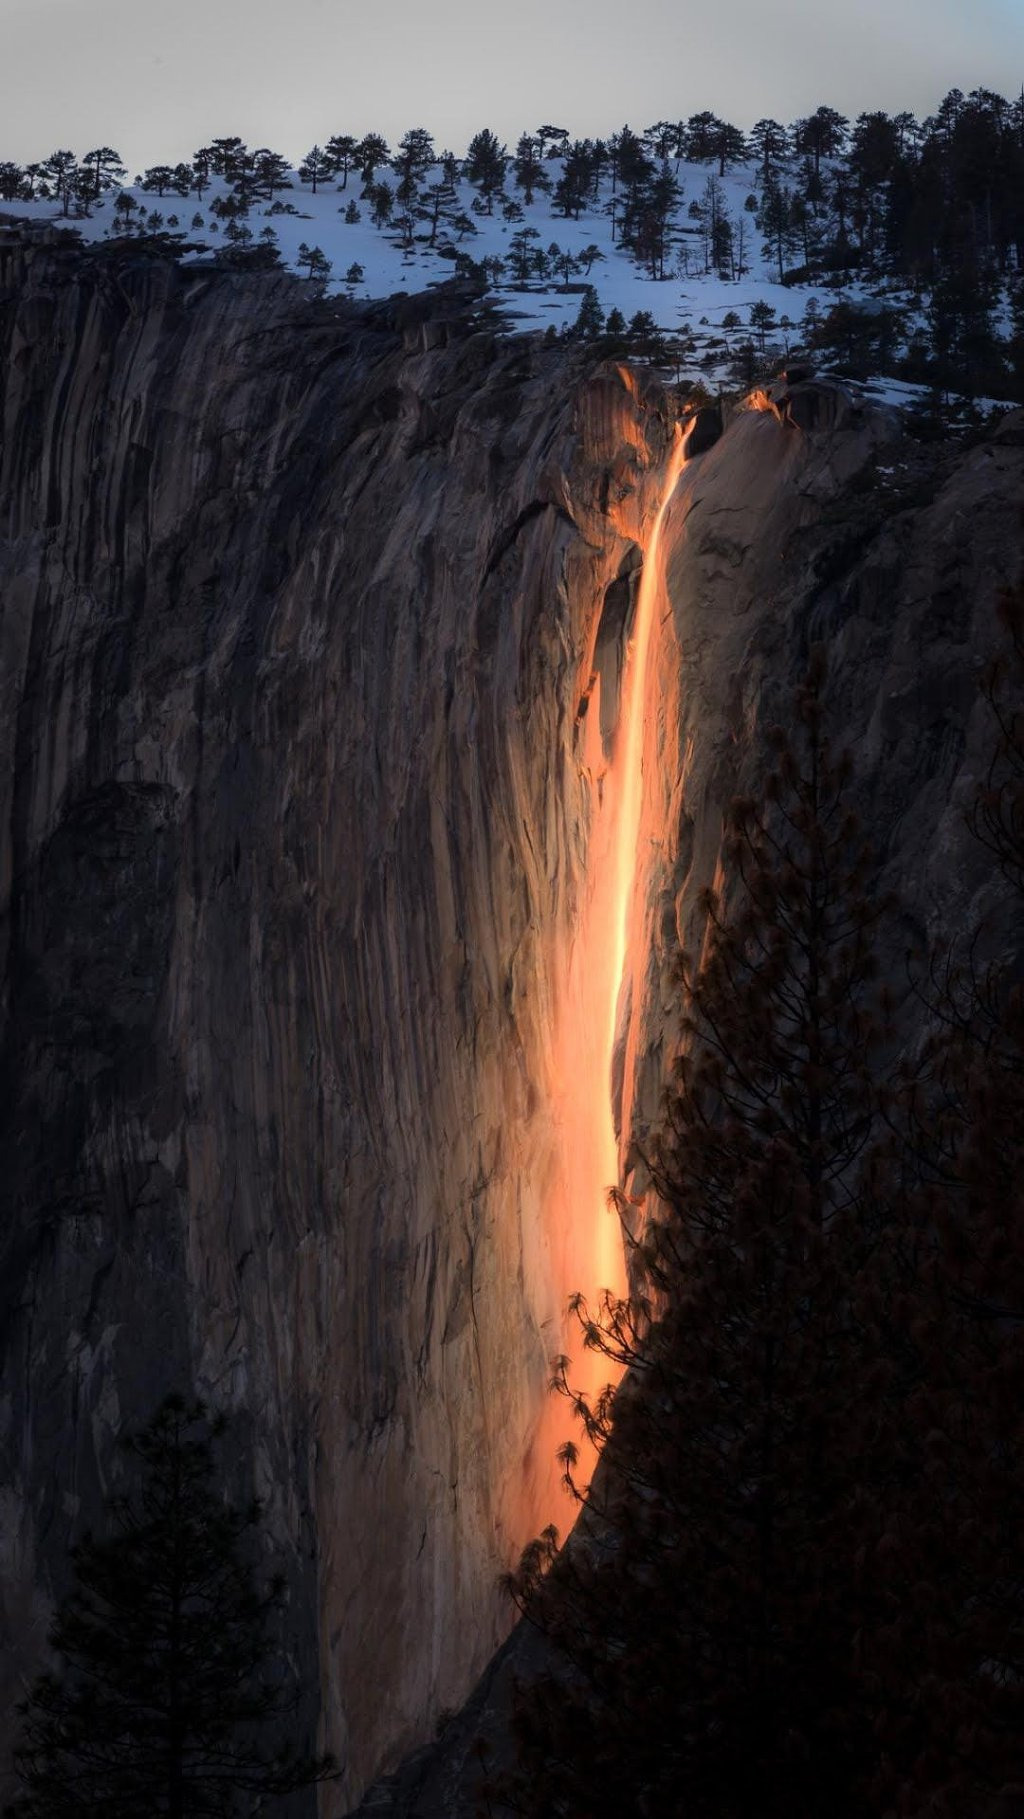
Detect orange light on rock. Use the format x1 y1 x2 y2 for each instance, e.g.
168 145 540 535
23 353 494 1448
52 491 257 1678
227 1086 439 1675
543 421 688 1479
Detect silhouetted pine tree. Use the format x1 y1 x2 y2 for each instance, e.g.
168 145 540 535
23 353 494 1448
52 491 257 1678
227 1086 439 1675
324 133 358 188
512 133 550 205
571 287 604 340
298 143 330 193
81 146 125 200
7 1396 336 1817
464 128 506 214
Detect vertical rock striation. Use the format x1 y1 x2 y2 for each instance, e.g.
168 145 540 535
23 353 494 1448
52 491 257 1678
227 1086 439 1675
0 240 675 1807
623 387 1024 1192
347 386 1024 1817
4 239 1021 1817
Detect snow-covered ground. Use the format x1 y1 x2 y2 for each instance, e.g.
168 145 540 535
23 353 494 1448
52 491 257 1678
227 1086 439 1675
3 156 1017 415
5 156 794 325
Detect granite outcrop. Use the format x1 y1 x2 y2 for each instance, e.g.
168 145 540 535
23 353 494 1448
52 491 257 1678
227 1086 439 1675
1 238 1022 1814
0 241 674 1810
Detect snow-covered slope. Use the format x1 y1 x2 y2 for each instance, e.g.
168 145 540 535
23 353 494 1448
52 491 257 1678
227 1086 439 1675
2 157 845 337
4 155 1015 413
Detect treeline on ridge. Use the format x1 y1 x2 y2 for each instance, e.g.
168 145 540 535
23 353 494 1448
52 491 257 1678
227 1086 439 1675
2 90 1023 400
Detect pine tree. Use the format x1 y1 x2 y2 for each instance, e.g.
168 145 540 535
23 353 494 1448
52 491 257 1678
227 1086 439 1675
507 226 541 283
513 133 550 204
748 116 789 180
7 1397 336 1817
625 309 666 360
298 143 329 194
571 287 605 339
757 173 796 282
846 112 900 270
355 133 390 185
713 121 748 176
324 133 358 188
40 150 79 217
416 178 453 246
536 124 569 160
208 137 248 181
465 128 507 214
391 128 435 207
112 191 138 232
190 147 214 198
630 164 681 279
81 146 125 201
141 165 176 198
549 139 594 219
546 242 580 289
683 109 726 163
296 242 331 281
644 120 679 159
0 161 26 201
688 174 731 277
216 223 281 271
70 167 97 217
927 253 1000 399
451 208 477 241
368 183 394 228
749 297 778 351
792 105 849 175
251 149 291 201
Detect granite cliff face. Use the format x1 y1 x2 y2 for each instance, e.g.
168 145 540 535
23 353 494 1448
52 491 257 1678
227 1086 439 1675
0 240 676 1808
1 239 1022 1815
351 387 1024 1817
621 385 1024 1209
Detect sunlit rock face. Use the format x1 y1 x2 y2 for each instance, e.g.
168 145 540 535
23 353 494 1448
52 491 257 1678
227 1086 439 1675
622 391 1024 1189
350 394 1024 1817
0 241 676 1809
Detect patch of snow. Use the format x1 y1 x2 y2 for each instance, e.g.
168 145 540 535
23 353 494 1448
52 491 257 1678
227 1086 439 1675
5 156 1019 413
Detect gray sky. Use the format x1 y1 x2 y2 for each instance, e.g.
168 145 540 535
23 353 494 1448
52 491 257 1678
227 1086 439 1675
1 0 1020 174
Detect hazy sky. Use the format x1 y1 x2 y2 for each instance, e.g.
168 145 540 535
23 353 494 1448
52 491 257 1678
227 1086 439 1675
1 0 1020 173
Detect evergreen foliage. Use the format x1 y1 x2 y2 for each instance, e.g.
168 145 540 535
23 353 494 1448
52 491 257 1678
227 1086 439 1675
391 128 435 207
296 241 331 280
513 134 549 205
464 128 506 214
40 150 79 217
140 165 177 198
81 147 126 200
298 144 329 193
354 133 390 184
2 87 1024 397
251 149 291 200
323 133 358 188
6 1396 336 1817
571 286 604 339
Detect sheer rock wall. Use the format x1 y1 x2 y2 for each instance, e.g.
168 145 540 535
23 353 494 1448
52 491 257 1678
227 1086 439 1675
0 242 673 1809
623 389 1024 1185
3 239 1022 1818
351 389 1024 1816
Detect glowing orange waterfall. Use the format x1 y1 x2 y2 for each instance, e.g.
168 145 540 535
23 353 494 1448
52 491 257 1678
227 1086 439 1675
539 422 689 1488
